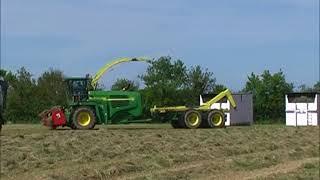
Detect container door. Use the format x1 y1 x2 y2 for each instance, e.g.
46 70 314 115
308 102 317 111
286 95 296 111
296 103 308 126
307 95 317 126
307 112 318 126
286 111 296 126
285 95 296 126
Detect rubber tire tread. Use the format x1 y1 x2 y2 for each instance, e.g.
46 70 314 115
207 110 225 128
170 120 180 128
72 107 96 130
177 114 187 128
184 110 202 129
200 113 210 128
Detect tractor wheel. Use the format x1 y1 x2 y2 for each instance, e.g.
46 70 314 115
72 107 96 130
170 120 180 128
184 110 202 129
207 110 225 128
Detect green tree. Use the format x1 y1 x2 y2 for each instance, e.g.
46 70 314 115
111 78 139 91
313 81 320 92
5 67 38 123
298 84 313 92
0 69 6 77
139 56 188 108
36 69 68 110
185 65 217 105
4 68 68 124
139 56 221 117
1 70 16 85
212 84 227 94
243 70 293 122
295 82 320 92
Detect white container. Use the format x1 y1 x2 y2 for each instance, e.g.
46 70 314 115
286 93 319 126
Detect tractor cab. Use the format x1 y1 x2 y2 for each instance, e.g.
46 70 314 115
65 77 93 102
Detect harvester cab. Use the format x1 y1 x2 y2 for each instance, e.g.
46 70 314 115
65 77 92 102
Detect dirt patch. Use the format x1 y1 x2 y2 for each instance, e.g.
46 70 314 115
1 124 319 180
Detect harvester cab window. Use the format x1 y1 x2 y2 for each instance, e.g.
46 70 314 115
67 79 89 102
73 81 86 91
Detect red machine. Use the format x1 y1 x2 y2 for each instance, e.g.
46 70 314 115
39 106 66 129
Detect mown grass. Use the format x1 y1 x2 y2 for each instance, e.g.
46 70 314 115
259 161 320 180
0 124 319 180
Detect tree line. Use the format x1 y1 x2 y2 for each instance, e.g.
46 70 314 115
1 56 319 124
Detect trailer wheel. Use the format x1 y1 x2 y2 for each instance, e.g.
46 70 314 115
177 114 186 128
184 110 202 129
170 120 180 128
207 110 225 128
72 107 96 130
200 113 210 128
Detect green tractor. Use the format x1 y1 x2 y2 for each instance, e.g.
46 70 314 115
39 57 150 129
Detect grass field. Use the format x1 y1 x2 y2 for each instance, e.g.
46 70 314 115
1 124 319 180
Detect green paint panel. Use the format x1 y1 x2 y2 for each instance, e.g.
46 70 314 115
71 90 143 124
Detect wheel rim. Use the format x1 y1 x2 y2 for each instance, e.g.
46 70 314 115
211 113 223 126
78 112 91 126
187 112 200 126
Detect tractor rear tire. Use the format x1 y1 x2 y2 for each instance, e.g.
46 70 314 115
72 107 96 130
207 110 225 128
184 110 202 129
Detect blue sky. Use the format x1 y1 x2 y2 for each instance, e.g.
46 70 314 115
1 0 319 91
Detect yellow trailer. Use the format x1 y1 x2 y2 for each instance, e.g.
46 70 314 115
151 89 237 129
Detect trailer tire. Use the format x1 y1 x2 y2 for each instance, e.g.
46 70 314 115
184 110 202 129
170 120 180 128
72 107 96 130
177 114 187 128
200 113 210 128
207 110 225 128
